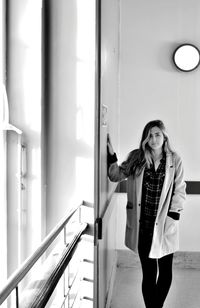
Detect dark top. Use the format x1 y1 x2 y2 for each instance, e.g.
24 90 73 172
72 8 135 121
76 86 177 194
140 155 166 235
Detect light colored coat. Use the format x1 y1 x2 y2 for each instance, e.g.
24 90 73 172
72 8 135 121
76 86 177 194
109 150 186 259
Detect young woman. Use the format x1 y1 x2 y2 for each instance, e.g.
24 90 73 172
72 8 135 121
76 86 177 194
107 120 186 308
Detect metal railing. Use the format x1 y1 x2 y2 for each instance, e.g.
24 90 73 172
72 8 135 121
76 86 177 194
0 204 88 307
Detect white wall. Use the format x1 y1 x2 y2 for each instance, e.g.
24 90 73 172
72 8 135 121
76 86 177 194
119 0 200 174
116 0 200 251
180 195 200 251
46 0 95 233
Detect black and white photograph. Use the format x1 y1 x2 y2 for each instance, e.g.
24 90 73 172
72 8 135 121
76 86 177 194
0 1 200 308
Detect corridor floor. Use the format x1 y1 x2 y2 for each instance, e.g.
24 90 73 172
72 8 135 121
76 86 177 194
110 266 200 308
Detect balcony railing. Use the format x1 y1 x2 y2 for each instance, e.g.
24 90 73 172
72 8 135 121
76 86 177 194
0 203 92 308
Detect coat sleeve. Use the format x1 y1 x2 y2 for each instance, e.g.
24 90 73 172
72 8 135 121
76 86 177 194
108 149 140 182
169 154 186 214
108 150 135 182
108 161 129 182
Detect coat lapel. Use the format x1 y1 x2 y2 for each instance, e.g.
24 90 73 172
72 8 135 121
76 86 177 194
136 168 145 205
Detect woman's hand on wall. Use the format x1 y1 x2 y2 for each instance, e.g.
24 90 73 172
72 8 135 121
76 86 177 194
107 133 115 155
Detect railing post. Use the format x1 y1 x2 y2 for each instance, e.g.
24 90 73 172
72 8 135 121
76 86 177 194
64 226 67 246
16 286 19 308
67 266 70 308
78 205 81 223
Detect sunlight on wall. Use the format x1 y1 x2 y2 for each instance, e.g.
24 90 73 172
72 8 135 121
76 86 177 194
29 148 42 247
0 124 7 291
18 0 42 132
0 1 7 292
75 0 95 205
13 0 42 257
76 0 95 147
0 1 3 84
76 156 94 203
75 1 95 304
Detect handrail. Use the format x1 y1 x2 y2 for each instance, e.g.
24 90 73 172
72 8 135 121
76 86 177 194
24 223 88 308
0 203 83 305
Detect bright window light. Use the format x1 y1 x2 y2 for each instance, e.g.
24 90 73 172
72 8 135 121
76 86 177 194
19 0 42 132
0 0 7 292
76 0 95 147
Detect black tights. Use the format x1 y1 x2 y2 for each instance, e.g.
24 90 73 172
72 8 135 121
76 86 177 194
138 235 173 308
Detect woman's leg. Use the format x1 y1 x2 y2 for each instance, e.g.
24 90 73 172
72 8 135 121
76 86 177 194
155 253 174 307
138 231 158 308
138 250 158 308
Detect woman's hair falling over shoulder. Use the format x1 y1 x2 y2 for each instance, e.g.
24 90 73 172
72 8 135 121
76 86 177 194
122 120 174 176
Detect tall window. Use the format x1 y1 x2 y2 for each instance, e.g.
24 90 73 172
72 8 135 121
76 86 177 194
0 0 7 289
0 0 42 285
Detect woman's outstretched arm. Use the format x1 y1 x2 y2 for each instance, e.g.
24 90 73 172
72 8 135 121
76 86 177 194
107 134 129 182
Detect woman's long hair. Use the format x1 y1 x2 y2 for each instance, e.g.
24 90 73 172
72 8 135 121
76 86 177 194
123 120 174 176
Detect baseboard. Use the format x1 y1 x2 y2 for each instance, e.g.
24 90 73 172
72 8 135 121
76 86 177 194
105 250 118 308
173 251 200 269
117 249 200 269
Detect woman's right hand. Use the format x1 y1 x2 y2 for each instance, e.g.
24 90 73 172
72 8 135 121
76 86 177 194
107 134 115 155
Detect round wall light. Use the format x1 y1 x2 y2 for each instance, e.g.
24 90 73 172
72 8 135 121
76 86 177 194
173 44 200 72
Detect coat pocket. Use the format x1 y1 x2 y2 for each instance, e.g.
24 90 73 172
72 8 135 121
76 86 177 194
163 216 179 251
164 216 178 234
126 202 135 228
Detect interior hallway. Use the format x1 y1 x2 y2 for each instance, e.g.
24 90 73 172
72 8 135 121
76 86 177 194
110 252 200 308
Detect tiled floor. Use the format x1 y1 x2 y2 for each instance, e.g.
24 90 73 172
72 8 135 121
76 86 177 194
110 266 200 308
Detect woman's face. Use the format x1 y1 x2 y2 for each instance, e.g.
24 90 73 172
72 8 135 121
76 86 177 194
147 126 164 151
